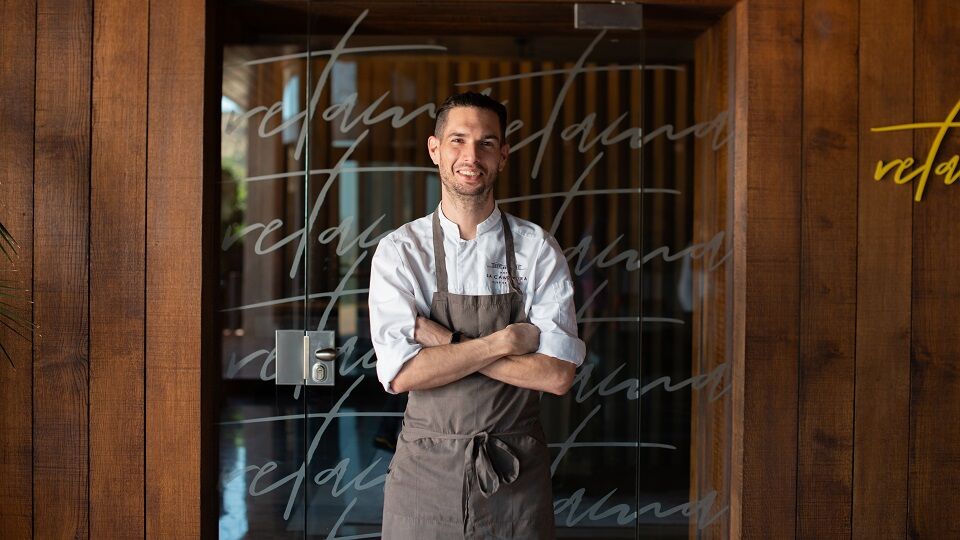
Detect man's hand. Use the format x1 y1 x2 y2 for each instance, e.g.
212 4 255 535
414 317 539 356
498 322 540 356
404 317 568 395
414 316 454 347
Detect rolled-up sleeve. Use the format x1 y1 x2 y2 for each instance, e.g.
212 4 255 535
528 235 586 366
369 236 422 393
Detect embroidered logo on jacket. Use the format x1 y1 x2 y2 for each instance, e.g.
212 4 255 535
486 261 527 288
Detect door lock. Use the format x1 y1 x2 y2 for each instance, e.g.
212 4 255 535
315 348 337 360
275 330 336 386
311 362 327 383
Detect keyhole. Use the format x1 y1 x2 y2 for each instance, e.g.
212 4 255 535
312 363 326 383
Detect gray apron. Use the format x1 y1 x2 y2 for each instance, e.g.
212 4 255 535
382 211 555 539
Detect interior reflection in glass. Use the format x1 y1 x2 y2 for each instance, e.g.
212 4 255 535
215 2 731 537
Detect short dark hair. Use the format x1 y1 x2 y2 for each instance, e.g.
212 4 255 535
434 91 508 142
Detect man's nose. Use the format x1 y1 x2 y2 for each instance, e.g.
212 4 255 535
459 142 480 163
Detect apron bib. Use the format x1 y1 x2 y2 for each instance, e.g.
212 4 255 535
382 211 555 539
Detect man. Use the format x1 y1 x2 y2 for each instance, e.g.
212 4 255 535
369 91 586 539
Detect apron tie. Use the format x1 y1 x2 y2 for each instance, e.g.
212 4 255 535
401 425 528 498
468 431 520 498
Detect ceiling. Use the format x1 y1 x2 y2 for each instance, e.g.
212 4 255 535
219 1 730 42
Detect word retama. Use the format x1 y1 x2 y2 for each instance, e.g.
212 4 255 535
872 99 960 202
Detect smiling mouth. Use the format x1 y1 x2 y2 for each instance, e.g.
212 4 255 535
456 169 483 178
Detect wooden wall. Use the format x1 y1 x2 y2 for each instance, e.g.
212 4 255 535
731 0 803 536
0 0 212 538
854 0 913 535
3 0 960 538
0 0 37 537
731 0 960 537
906 1 960 535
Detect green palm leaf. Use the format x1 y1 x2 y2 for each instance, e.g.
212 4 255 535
0 282 31 368
0 221 19 261
0 220 29 368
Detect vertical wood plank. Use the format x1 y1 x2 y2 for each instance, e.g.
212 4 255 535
242 62 286 336
853 0 912 536
604 66 620 255
733 0 803 537
373 57 392 222
910 0 960 535
645 68 667 463
561 60 577 245
630 67 641 291
90 0 147 537
797 0 858 536
731 10 748 537
518 60 533 219
0 0 36 536
146 0 206 537
539 60 556 231
33 0 92 537
690 34 708 538
692 12 732 538
413 60 429 216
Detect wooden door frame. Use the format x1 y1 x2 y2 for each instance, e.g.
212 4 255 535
0 0 800 537
177 0 800 537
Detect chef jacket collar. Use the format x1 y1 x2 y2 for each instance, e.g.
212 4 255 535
436 202 502 241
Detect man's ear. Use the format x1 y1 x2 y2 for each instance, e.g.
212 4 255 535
499 142 510 171
427 135 440 165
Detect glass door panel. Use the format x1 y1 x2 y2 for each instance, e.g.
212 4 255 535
218 1 313 537
301 3 643 538
215 1 734 538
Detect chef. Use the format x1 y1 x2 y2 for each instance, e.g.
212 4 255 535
369 91 586 539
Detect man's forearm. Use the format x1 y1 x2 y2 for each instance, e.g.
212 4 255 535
479 353 576 396
390 335 508 393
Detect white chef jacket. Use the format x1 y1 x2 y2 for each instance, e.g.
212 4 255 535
369 204 586 393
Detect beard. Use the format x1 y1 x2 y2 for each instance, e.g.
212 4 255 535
439 165 497 201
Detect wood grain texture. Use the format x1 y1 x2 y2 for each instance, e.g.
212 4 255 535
0 0 36 537
691 10 732 538
734 0 803 537
797 0 858 536
729 3 746 536
90 0 148 537
910 0 960 535
853 0 913 535
146 0 207 537
33 0 92 538
691 33 709 538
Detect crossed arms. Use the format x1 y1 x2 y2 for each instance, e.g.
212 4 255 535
389 316 576 396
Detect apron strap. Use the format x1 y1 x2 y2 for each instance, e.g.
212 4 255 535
432 211 450 293
432 209 523 295
500 213 523 295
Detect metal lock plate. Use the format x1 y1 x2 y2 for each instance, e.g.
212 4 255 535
275 330 336 386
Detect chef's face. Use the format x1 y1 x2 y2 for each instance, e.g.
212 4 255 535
428 106 509 202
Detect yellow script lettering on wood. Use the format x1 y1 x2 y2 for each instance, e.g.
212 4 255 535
871 99 960 201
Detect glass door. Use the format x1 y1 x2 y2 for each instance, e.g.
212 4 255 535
216 1 732 538
294 3 647 536
217 2 314 537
